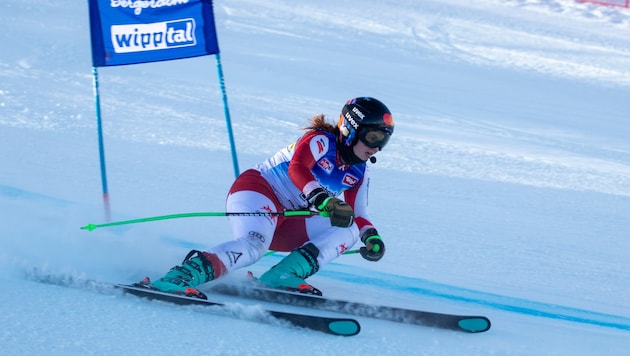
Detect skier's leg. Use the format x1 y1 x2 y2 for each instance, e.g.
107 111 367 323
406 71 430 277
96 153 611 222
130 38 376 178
258 216 359 294
149 190 278 294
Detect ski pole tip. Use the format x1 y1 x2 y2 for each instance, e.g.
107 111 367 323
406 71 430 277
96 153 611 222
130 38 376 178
81 224 97 231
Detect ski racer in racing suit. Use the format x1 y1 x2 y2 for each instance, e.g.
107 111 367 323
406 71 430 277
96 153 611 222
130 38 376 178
146 97 395 296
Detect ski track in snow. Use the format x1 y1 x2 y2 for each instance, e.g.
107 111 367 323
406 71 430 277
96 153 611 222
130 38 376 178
3 183 630 333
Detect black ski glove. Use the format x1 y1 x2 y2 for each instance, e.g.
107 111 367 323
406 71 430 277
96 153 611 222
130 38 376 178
307 188 354 228
359 228 385 262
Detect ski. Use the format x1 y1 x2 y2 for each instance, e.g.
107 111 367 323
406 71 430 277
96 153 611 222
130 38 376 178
209 283 491 333
115 284 361 337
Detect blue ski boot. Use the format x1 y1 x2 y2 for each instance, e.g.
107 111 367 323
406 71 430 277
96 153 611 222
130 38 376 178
143 250 226 299
258 243 322 296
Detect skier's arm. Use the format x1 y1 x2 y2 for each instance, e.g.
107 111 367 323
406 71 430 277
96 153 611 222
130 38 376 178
287 132 325 196
288 132 354 227
344 173 385 262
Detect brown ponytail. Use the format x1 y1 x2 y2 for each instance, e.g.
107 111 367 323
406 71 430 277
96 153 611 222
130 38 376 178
302 114 339 135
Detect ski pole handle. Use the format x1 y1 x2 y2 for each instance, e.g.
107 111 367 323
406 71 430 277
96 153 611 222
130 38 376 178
81 210 318 231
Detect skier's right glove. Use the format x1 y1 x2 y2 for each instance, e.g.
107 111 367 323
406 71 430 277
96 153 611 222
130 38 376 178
359 228 385 262
307 188 354 228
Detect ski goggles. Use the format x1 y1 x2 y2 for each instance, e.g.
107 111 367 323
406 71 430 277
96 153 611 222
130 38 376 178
358 127 391 149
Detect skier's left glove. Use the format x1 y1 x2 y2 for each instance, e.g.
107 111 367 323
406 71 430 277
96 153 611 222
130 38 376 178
359 228 385 262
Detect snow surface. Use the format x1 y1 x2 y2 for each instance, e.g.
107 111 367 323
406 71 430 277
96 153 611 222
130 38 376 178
1 0 629 354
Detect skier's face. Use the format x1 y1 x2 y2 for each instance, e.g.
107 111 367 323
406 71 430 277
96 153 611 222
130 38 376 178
353 139 380 162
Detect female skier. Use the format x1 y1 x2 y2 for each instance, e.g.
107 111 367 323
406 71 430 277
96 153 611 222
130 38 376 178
145 97 394 297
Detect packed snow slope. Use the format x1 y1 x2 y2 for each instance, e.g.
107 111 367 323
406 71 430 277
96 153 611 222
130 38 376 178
1 0 629 354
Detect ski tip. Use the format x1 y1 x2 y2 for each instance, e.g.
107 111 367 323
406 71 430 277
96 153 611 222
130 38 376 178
328 319 361 336
458 317 491 333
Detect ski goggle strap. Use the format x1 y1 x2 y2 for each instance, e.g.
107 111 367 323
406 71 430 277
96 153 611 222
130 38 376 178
358 128 391 149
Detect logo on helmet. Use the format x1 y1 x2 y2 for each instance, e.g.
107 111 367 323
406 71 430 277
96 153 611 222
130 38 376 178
344 112 359 129
352 107 365 119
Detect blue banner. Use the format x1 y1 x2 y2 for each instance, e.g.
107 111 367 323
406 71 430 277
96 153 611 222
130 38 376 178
88 0 220 67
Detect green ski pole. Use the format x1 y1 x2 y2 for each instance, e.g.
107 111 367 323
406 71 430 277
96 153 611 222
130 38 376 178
81 210 318 231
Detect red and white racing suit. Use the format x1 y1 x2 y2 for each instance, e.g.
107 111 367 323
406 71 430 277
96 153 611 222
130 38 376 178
206 130 377 273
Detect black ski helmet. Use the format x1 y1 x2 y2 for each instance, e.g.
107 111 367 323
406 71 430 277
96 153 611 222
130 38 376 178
338 97 394 149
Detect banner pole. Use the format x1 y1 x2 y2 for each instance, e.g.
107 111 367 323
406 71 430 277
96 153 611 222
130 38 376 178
92 67 111 221
215 53 240 178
